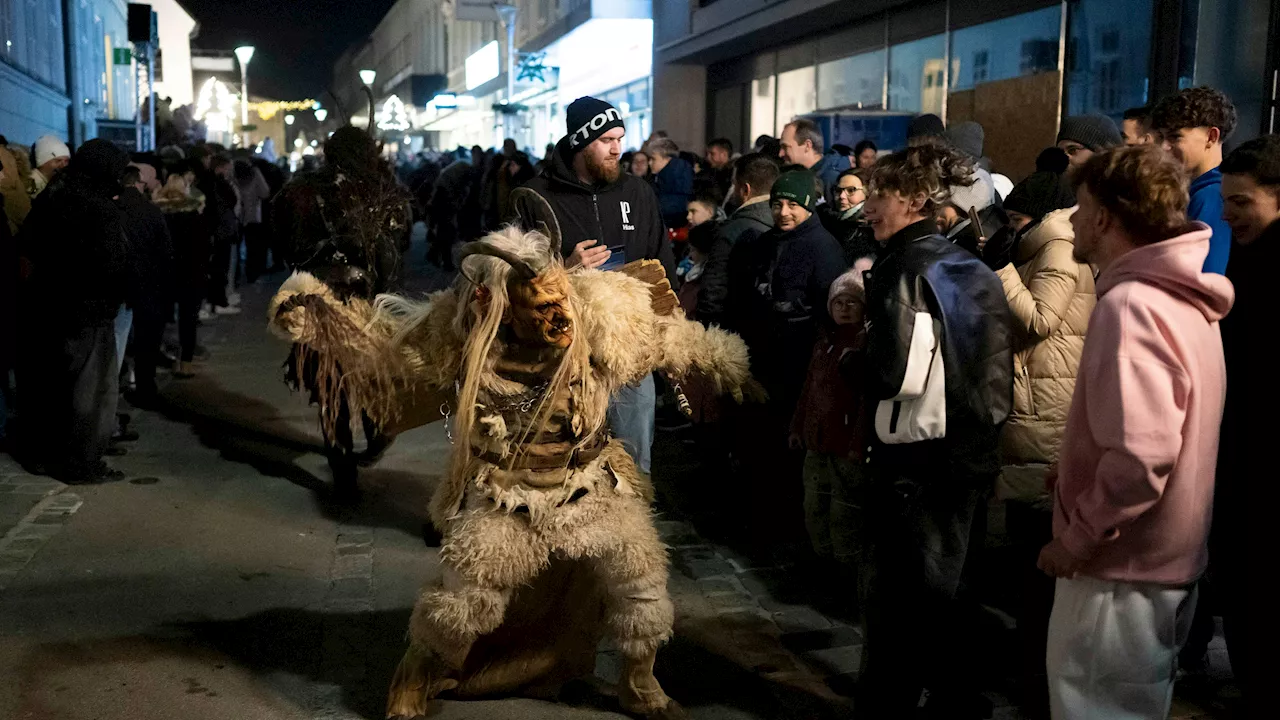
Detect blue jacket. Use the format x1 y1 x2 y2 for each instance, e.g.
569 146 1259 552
1188 168 1231 274
810 151 848 202
653 157 694 229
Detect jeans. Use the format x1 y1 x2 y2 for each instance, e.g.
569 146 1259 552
606 373 655 475
1047 576 1197 720
858 471 990 714
113 304 133 375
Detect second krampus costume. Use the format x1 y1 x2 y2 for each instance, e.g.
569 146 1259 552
270 226 758 718
272 124 413 497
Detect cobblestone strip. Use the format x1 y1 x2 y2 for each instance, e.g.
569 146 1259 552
311 526 377 720
655 519 863 693
0 488 82 591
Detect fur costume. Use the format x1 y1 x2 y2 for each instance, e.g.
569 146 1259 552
269 226 758 719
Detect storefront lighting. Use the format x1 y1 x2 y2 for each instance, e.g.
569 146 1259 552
466 41 500 90
377 94 410 131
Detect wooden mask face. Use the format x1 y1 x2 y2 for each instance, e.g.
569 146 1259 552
506 269 574 349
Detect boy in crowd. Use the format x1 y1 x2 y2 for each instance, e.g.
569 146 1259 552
1151 86 1237 274
1121 106 1156 146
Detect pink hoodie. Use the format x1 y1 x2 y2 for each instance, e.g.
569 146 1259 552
1052 225 1234 585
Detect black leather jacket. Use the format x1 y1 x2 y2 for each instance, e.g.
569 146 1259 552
860 219 1014 479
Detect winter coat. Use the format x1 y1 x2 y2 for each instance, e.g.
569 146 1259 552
1052 224 1233 585
699 198 774 327
728 212 845 399
1188 168 1231 274
18 169 132 329
810 151 847 201
0 145 31 234
653 156 694 230
117 187 175 313
859 218 1014 480
791 324 870 459
513 136 676 283
818 204 878 266
237 167 271 226
995 208 1096 475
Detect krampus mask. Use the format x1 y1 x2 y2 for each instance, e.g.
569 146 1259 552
458 242 574 349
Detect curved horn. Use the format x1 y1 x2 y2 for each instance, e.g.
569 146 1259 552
362 86 376 135
458 242 537 281
325 88 348 125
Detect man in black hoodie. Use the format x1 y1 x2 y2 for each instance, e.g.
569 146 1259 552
16 139 133 483
854 143 1013 718
513 96 675 475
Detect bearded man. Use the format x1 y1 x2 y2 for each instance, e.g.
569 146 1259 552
514 97 675 476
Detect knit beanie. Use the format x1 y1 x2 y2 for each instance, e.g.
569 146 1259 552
945 121 984 160
907 114 945 141
827 264 869 318
565 96 625 153
1057 114 1122 151
947 167 996 214
33 135 70 167
771 170 818 212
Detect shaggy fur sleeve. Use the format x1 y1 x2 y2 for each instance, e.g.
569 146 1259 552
572 269 759 402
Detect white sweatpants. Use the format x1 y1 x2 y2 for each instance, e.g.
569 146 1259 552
1046 576 1197 720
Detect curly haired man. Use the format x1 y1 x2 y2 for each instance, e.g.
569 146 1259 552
1152 86 1237 274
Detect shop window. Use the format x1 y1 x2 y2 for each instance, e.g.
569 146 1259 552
749 75 776 140
1066 0 1153 121
0 0 13 62
888 34 945 114
817 49 885 111
775 65 816 128
949 7 1061 93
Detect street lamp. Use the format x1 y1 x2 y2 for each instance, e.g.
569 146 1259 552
314 108 328 123
359 69 377 86
234 45 255 147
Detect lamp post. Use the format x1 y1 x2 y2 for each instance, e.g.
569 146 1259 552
360 69 377 87
495 5 518 143
234 45 255 148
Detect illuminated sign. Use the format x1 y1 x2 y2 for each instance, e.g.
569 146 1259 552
378 94 410 131
465 41 500 91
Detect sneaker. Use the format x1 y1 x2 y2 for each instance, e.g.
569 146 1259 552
227 292 243 307
214 305 242 316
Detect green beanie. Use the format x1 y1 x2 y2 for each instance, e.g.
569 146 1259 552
771 170 818 212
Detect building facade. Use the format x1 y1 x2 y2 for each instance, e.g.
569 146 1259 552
0 0 191 148
654 0 1280 180
332 0 657 154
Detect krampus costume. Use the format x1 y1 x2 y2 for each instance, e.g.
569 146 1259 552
269 226 757 718
272 118 413 498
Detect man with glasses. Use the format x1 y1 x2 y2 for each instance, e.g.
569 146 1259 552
819 168 877 265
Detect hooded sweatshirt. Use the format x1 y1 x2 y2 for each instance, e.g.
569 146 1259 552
1052 224 1234 585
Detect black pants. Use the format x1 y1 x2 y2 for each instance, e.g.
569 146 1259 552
178 289 203 362
1006 500 1055 715
207 235 233 307
858 471 990 715
427 220 457 270
244 223 269 282
18 322 118 478
131 305 169 395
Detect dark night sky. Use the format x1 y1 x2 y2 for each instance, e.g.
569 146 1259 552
181 0 398 101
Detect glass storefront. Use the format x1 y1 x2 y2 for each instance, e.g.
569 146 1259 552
1065 0 1154 119
749 75 776 141
950 7 1061 92
776 65 817 127
888 34 946 114
817 49 886 111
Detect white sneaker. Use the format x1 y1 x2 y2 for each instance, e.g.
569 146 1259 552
214 305 242 316
227 292 243 307
197 307 213 321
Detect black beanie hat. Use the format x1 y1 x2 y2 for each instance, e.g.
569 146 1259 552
71 138 129 187
565 96 625 154
1004 152 1077 221
907 113 945 140
1057 114 1123 151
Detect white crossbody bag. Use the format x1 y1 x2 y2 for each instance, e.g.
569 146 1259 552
875 311 947 444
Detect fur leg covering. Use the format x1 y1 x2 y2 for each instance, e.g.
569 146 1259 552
385 644 459 718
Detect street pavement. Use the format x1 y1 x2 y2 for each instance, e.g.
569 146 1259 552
0 230 1237 720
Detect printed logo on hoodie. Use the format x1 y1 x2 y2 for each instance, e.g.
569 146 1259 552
620 200 634 230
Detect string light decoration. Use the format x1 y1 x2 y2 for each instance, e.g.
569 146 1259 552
377 94 410 132
250 99 321 120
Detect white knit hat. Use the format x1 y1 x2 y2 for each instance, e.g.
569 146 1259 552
946 166 995 214
33 135 71 168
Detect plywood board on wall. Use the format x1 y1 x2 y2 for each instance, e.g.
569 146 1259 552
948 70 1062 183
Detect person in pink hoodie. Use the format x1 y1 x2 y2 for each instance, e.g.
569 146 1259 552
1037 146 1234 720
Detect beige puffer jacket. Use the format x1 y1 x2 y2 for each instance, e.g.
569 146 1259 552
996 207 1096 477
